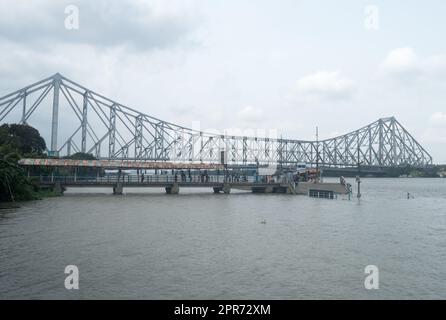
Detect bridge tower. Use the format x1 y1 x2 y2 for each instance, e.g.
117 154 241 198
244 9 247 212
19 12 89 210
50 73 62 156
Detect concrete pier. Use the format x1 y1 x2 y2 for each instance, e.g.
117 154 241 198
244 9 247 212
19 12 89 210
53 181 64 195
113 183 123 195
213 187 222 193
165 183 179 194
223 184 231 194
37 177 350 198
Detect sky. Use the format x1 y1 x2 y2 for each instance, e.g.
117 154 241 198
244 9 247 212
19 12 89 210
0 0 446 162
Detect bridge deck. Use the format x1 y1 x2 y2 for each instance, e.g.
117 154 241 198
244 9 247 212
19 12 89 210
19 158 224 170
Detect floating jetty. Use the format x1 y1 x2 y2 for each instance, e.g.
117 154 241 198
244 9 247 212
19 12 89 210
19 158 351 197
35 177 351 197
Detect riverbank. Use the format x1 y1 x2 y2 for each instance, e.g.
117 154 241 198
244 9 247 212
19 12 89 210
0 189 61 207
0 203 21 209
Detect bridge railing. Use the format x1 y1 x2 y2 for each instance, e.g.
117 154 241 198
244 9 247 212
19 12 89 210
32 174 259 184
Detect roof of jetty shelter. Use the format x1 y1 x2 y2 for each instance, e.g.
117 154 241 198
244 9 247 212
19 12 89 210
18 158 224 170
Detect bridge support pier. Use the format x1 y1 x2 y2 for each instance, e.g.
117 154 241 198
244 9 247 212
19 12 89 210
287 184 297 194
223 184 231 194
113 183 123 195
213 187 223 193
53 181 65 195
165 183 179 194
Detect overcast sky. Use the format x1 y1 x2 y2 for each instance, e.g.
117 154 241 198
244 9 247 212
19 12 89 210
1 0 446 162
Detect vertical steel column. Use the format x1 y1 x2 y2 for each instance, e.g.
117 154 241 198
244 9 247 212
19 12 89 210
67 138 71 156
391 117 397 166
51 74 61 154
333 139 338 165
316 127 319 169
199 131 203 162
109 105 116 158
155 122 164 160
264 139 269 163
283 140 288 165
277 138 282 165
378 119 383 166
209 136 214 160
243 137 247 164
81 91 88 153
319 142 323 167
188 133 194 161
135 116 143 159
368 126 372 166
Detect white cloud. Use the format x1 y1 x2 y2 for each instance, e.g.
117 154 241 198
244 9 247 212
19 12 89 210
236 105 264 123
0 0 201 51
321 131 341 140
380 47 446 81
422 129 446 143
295 71 356 101
422 112 446 143
380 47 419 77
429 112 446 127
423 54 446 78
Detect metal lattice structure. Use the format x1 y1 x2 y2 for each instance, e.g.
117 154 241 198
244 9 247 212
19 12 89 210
0 73 432 167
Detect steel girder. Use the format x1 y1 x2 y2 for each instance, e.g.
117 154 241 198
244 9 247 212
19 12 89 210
0 73 433 167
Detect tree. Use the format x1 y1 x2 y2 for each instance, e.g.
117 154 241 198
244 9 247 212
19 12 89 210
0 145 35 202
0 123 46 156
0 124 46 202
67 152 96 160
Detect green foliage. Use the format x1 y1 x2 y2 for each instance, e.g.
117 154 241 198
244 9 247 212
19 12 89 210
0 123 48 202
67 152 96 160
384 165 441 177
0 123 46 156
382 166 412 177
0 145 35 202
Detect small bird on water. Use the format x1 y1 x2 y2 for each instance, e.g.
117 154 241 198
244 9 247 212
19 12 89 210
261 219 267 224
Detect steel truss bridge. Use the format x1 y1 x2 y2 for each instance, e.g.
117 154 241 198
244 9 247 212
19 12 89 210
0 73 432 168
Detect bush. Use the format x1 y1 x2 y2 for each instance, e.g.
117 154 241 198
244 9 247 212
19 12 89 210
0 123 47 202
0 146 35 201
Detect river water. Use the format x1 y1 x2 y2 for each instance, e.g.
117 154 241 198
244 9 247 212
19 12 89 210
0 178 445 299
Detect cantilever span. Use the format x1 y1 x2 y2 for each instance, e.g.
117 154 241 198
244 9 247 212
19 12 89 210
0 73 432 167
